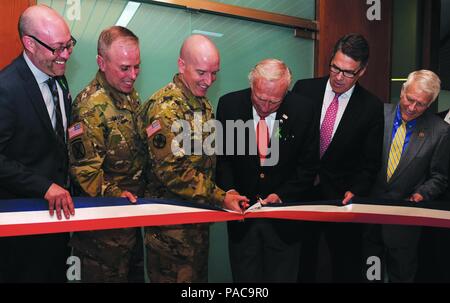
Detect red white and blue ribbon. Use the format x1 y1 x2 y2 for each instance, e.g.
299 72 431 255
1 197 450 237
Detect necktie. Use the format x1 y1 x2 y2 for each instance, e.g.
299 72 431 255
257 116 269 165
46 77 65 144
387 121 407 181
320 93 340 158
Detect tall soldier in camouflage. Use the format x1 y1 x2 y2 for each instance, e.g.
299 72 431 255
68 26 146 282
139 34 248 282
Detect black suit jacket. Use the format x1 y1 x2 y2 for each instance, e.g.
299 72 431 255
216 88 319 242
292 77 384 199
437 109 450 201
0 55 71 199
437 111 447 120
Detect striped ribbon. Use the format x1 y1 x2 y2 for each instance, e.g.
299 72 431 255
1 197 450 237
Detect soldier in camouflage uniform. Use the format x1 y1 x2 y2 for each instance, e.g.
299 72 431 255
68 26 146 282
139 34 248 283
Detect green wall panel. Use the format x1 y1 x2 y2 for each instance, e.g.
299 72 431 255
189 11 314 108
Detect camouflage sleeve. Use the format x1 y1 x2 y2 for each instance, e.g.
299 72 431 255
140 98 225 207
69 101 123 197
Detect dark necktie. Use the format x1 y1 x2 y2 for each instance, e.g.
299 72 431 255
46 77 65 144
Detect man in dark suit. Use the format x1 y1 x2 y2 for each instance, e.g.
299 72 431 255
292 33 384 282
216 59 319 282
0 4 75 282
416 98 450 282
363 70 450 282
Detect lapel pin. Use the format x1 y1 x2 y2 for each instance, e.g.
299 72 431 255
418 131 425 138
282 114 288 120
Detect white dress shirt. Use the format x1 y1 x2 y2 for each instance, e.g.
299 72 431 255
444 110 450 125
320 80 355 139
252 107 277 137
23 52 67 133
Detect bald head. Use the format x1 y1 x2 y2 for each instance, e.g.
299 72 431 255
180 34 219 62
19 5 69 40
178 35 220 97
19 5 72 77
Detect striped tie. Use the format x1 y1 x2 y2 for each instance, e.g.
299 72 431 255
387 121 407 181
46 77 65 143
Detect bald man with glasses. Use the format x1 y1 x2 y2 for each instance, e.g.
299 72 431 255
26 34 77 57
0 4 75 282
292 33 384 282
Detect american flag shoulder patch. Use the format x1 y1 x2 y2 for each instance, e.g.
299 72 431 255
68 122 84 140
146 120 162 138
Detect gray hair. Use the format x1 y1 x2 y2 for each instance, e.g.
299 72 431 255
402 70 441 103
248 59 292 87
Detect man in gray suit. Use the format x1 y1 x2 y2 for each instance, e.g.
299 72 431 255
363 70 450 282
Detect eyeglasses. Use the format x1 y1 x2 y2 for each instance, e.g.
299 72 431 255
329 64 361 79
27 35 77 56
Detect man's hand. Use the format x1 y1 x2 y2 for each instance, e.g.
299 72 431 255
223 191 249 213
121 191 138 203
342 191 355 205
261 193 282 205
44 183 75 220
409 193 424 203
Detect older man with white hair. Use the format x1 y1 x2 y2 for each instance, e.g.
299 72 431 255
216 59 319 282
364 70 450 282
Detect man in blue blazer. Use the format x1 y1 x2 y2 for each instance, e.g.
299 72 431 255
364 70 450 282
216 59 319 282
0 5 75 282
292 34 384 282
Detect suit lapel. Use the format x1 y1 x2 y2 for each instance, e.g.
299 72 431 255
382 104 397 176
15 56 55 135
324 84 361 157
242 90 260 168
390 115 429 182
56 76 72 124
274 99 290 140
313 78 327 113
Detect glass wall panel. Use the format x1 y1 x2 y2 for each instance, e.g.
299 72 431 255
215 0 315 20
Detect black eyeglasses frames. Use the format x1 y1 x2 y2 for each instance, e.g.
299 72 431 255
27 35 77 56
329 64 362 79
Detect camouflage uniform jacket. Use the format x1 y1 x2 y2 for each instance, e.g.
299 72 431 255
139 74 225 207
69 71 146 197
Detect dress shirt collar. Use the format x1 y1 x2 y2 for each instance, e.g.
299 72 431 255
23 52 50 84
394 104 417 129
325 79 355 99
